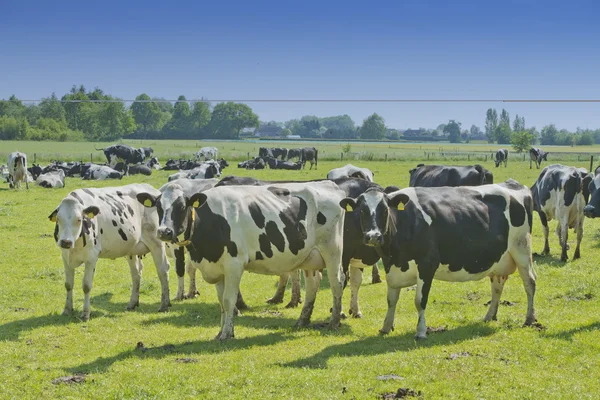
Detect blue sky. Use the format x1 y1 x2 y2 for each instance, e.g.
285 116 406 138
1 0 599 131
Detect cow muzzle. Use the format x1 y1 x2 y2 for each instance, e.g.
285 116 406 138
364 231 383 247
584 205 597 218
157 227 175 242
59 239 73 249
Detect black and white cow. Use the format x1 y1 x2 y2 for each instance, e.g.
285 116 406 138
495 149 508 168
339 179 537 339
141 147 154 160
265 157 302 170
96 144 145 168
37 169 65 188
137 181 347 340
238 157 265 170
7 151 29 189
409 164 493 187
529 147 549 169
83 165 123 180
259 147 288 161
531 164 587 261
167 162 221 182
48 183 171 321
27 163 43 180
287 148 302 161
583 168 600 220
327 164 374 182
196 147 218 161
127 164 152 176
146 157 161 170
300 147 318 170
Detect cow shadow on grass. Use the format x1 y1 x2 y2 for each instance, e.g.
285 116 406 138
532 253 568 267
69 331 295 374
0 312 81 341
281 322 498 369
544 321 600 341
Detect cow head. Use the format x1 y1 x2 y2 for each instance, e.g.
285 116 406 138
339 188 410 248
48 198 99 249
542 152 549 161
584 174 600 218
134 148 145 164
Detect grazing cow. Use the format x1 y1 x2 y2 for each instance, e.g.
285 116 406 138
37 169 66 188
529 148 549 169
266 157 302 170
48 183 171 321
531 164 587 261
196 147 218 161
300 147 318 170
141 147 154 159
7 151 29 189
137 181 347 340
96 144 145 167
286 148 302 161
127 164 152 176
27 163 43 180
327 164 374 182
339 179 537 339
83 165 123 180
495 149 508 168
409 164 493 187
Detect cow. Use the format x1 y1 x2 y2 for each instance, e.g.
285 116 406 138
0 164 8 181
136 180 347 340
529 148 549 169
7 151 29 189
300 147 318 170
409 164 493 187
82 165 123 180
339 179 537 339
327 164 374 182
127 164 152 176
495 149 508 168
146 157 161 170
48 183 171 321
96 144 145 168
265 157 302 170
196 147 218 161
37 169 66 188
287 148 302 161
238 157 265 170
141 147 154 160
583 168 600 221
167 162 221 182
531 164 587 261
215 176 385 316
27 163 43 180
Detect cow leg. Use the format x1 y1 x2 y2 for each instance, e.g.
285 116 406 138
539 212 550 255
81 260 97 321
380 281 400 335
326 261 344 330
558 221 568 262
267 274 289 304
148 245 171 312
414 266 435 340
186 259 199 299
371 263 382 284
295 270 321 328
484 275 508 322
286 270 302 308
236 290 248 310
214 279 225 338
174 247 186 301
126 256 143 310
348 261 363 318
215 264 244 340
62 259 76 316
512 251 537 326
574 216 583 260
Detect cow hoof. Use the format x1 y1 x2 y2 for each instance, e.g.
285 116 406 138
573 251 581 260
379 326 394 335
372 276 382 284
352 311 363 319
80 313 90 322
214 332 234 341
158 305 169 313
285 301 299 308
61 308 72 316
414 334 428 341
126 301 139 311
523 316 538 327
236 301 249 310
185 291 200 299
294 319 310 329
266 297 283 305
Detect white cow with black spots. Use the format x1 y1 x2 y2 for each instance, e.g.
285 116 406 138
48 183 171 321
7 151 29 189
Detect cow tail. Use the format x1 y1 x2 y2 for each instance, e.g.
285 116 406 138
315 149 318 168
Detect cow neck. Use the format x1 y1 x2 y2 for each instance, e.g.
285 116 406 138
176 208 196 247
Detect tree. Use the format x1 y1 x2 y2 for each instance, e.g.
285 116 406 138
444 120 462 143
540 124 558 145
511 130 535 152
39 93 66 122
500 109 510 126
207 102 259 139
513 114 526 132
131 94 164 135
190 101 211 137
358 113 386 140
485 109 498 143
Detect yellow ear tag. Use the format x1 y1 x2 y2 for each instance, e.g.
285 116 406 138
397 202 405 211
191 208 196 222
192 200 200 208
143 199 153 207
50 214 57 222
345 204 353 212
87 212 95 219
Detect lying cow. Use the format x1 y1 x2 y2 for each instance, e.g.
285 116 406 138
409 164 493 187
127 164 152 176
340 179 537 339
137 180 347 340
529 147 549 169
266 157 302 170
531 164 587 261
238 157 265 170
83 165 123 180
168 162 221 182
96 144 145 168
28 163 43 180
495 149 508 168
147 157 161 170
37 169 65 188
48 183 171 321
327 164 374 182
7 151 29 189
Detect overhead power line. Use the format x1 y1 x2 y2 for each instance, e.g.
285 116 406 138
9 99 600 103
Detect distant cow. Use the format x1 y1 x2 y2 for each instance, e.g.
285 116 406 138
127 164 152 176
529 148 549 169
286 148 302 161
409 164 493 187
7 151 29 189
48 183 171 321
238 157 265 170
266 157 302 170
327 164 374 182
141 147 154 159
340 179 537 339
37 169 66 188
583 168 600 222
531 164 587 261
495 149 508 168
96 144 145 167
83 165 123 180
27 163 43 180
300 147 318 170
258 147 288 161
146 157 161 170
137 181 347 340
196 147 218 161
167 161 221 182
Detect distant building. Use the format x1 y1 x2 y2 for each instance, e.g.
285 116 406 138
287 135 301 139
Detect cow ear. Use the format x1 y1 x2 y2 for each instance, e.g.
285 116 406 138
83 206 100 219
137 192 157 208
387 193 410 211
48 208 58 222
339 198 357 212
383 185 401 194
188 192 208 209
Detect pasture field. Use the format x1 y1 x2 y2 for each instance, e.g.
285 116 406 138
1 142 600 399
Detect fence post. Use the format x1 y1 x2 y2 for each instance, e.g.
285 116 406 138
90 153 93 163
468 154 470 161
590 155 594 173
427 153 430 160
523 154 525 161
247 152 250 160
385 153 387 161
485 155 487 161
34 153 36 163
341 152 343 161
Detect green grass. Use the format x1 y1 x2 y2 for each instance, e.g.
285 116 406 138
1 141 600 399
